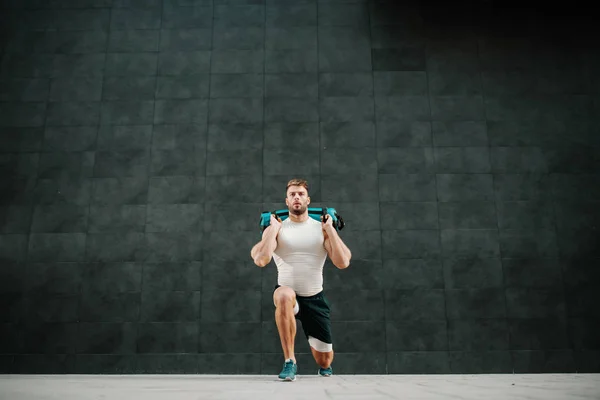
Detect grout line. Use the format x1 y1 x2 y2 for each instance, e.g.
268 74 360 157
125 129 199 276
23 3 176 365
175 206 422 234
475 26 515 373
259 0 266 374
62 1 113 372
72 3 112 370
549 157 571 366
316 1 321 201
196 0 216 364
421 8 453 374
133 0 163 363
365 0 388 375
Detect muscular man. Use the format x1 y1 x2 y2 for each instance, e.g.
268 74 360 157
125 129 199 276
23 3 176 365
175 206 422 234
250 178 352 381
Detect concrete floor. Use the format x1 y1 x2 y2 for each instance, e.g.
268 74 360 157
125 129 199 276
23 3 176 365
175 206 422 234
0 374 598 400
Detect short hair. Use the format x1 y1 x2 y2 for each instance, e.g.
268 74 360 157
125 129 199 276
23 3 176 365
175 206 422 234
286 178 309 193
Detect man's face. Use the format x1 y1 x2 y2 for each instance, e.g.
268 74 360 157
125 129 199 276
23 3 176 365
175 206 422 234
286 185 310 215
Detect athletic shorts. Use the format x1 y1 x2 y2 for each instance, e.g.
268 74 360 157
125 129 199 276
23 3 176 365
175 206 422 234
274 285 333 352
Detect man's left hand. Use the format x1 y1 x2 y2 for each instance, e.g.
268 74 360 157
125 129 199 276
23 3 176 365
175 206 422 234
321 214 334 232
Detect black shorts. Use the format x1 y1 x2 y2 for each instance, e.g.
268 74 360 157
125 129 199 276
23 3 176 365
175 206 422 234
274 285 333 346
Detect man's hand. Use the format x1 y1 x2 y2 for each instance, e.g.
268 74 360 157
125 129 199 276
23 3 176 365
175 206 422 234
321 214 334 232
269 214 282 233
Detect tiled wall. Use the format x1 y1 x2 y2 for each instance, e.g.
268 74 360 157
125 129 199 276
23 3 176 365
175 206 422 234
0 0 598 374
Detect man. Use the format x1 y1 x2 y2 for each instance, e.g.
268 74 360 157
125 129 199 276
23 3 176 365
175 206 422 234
250 178 352 381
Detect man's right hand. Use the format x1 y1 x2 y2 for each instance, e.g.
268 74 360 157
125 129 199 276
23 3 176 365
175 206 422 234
269 214 282 232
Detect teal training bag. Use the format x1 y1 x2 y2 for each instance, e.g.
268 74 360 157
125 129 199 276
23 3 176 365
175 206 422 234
259 207 345 233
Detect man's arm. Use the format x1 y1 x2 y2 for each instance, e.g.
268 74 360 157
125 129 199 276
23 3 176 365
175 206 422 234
251 216 281 267
323 225 351 269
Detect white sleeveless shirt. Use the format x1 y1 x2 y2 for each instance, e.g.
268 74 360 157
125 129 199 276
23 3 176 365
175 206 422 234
273 217 328 296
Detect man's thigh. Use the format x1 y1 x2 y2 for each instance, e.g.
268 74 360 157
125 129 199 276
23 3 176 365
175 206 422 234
297 293 333 351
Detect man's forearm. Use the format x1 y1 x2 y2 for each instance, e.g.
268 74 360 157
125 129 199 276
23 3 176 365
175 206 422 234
251 227 279 267
325 227 351 268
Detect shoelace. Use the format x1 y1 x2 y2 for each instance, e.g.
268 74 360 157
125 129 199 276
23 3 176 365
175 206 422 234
283 361 295 373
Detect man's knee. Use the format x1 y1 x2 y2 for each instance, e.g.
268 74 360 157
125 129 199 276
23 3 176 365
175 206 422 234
311 348 334 368
273 286 297 312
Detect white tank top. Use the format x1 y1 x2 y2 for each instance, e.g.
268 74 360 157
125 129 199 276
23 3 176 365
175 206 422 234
273 217 328 296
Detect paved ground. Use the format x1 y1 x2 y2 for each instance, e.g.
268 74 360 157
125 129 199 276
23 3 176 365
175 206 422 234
0 374 599 399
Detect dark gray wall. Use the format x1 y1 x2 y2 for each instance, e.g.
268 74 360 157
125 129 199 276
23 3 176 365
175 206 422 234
0 0 598 375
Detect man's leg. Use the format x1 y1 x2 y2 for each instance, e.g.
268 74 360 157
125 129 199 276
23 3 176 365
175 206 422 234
303 293 334 376
310 340 334 369
273 286 298 363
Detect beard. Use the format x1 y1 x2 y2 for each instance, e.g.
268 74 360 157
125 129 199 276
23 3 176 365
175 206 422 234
289 203 306 215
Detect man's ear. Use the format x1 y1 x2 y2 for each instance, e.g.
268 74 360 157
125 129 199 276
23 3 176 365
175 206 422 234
307 196 310 205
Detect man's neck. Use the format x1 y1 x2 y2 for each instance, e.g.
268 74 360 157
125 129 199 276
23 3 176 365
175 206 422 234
288 212 309 223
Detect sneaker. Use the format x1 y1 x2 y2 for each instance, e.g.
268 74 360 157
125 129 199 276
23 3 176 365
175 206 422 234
278 359 297 381
318 366 333 377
